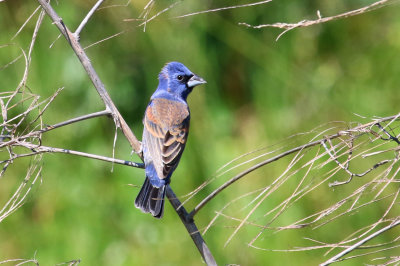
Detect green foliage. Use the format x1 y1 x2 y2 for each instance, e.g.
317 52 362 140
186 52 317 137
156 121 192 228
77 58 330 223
1 1 400 265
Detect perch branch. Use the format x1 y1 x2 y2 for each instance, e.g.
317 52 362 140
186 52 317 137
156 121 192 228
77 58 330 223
36 1 216 264
166 186 217 265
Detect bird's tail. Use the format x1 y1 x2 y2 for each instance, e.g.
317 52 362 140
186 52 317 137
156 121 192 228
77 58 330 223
135 177 166 219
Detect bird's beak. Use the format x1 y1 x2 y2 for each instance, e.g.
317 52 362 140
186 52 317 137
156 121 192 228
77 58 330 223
187 74 206 88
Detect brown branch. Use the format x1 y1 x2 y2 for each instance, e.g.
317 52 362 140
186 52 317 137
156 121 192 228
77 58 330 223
20 144 144 169
36 1 216 264
166 186 217 265
321 139 393 187
74 0 105 38
36 0 141 154
32 109 111 135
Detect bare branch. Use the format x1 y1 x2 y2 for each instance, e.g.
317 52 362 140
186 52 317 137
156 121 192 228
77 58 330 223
37 0 142 154
320 219 400 265
11 5 41 40
189 132 339 219
35 1 216 264
0 155 42 223
98 0 131 11
138 1 181 30
166 186 217 265
321 138 394 187
190 113 400 219
339 244 400 264
173 0 273 19
74 0 105 38
31 109 111 135
84 31 125 50
239 0 395 40
224 142 309 247
0 258 39 266
0 53 23 71
21 144 144 169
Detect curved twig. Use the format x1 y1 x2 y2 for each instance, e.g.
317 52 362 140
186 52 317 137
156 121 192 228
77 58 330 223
190 113 400 219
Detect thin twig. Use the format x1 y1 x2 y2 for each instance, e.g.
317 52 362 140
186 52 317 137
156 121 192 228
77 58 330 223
23 144 144 169
138 1 180 30
37 0 141 154
189 133 342 219
11 5 41 40
74 0 105 38
320 219 400 265
84 31 125 50
31 109 111 135
173 0 273 19
0 258 39 266
224 144 309 247
239 0 393 41
190 114 400 219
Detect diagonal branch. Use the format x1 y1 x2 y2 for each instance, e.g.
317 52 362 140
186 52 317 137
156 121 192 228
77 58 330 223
166 186 217 265
32 109 111 135
37 0 141 154
36 1 216 264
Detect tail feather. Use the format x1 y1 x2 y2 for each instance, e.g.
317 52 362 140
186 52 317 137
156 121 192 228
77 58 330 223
135 178 166 218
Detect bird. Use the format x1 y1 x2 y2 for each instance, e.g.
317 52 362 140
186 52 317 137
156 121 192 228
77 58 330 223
135 62 206 218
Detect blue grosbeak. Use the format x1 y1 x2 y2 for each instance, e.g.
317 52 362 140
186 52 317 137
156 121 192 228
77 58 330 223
135 62 206 218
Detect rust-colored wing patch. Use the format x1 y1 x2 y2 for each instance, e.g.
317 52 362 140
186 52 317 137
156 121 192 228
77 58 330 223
143 98 190 180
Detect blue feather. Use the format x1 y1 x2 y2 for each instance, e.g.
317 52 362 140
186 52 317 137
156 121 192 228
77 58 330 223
135 62 206 218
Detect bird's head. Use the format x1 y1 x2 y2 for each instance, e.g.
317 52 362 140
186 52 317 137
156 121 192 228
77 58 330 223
157 62 206 100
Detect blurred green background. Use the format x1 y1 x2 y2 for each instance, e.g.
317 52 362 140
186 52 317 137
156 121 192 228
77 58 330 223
1 0 400 265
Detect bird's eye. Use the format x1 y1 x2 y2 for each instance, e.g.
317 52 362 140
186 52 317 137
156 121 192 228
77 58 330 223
177 75 184 81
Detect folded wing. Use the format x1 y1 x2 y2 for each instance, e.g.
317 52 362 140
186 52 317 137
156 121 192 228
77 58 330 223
143 98 190 181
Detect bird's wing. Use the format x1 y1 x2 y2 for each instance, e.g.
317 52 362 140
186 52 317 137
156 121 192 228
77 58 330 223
143 98 190 180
